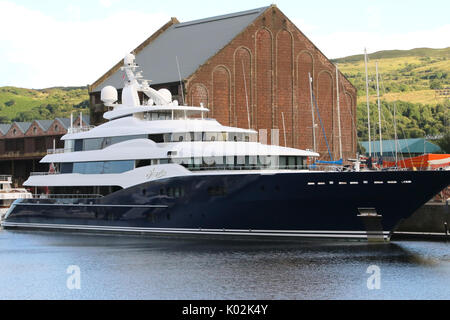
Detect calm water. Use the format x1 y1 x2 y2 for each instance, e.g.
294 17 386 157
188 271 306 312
0 228 449 300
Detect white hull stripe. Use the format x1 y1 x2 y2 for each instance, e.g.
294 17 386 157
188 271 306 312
1 222 390 240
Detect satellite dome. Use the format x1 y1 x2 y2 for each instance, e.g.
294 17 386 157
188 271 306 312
101 86 118 106
124 54 136 66
158 88 172 104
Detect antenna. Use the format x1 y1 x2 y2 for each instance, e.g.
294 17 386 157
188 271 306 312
375 62 383 158
175 56 185 105
364 48 372 157
242 60 251 129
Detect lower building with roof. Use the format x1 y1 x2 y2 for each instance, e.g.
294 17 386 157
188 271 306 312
0 114 89 187
361 138 443 159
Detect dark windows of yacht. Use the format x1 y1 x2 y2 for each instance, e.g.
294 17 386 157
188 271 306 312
61 160 134 174
66 132 257 151
136 159 151 168
69 135 147 152
54 155 305 175
149 132 255 143
148 134 164 143
207 186 227 196
159 186 185 198
48 186 122 196
171 155 305 170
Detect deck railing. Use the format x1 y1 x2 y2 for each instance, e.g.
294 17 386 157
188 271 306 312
31 194 103 199
29 172 60 176
0 175 12 182
67 126 95 134
47 148 73 155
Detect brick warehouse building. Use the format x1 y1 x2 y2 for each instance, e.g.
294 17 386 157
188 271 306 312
0 115 89 187
89 5 357 161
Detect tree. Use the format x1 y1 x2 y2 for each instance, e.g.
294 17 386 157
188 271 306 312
437 133 450 153
429 79 442 89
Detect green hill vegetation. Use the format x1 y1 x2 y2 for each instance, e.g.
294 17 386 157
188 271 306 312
0 86 89 123
333 47 449 146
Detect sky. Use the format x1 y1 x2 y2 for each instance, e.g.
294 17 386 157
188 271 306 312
0 0 449 88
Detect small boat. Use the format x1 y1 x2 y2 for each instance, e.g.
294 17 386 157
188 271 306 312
0 176 32 221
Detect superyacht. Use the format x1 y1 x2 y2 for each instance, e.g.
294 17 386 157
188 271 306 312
2 54 449 241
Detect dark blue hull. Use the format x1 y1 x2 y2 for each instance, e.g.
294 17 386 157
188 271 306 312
2 170 450 240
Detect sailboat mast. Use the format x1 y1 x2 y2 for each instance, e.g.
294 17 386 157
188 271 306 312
308 73 317 152
375 62 383 157
394 103 398 166
335 64 343 160
364 48 372 157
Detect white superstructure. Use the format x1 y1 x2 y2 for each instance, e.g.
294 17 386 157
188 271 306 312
24 54 319 191
0 175 32 219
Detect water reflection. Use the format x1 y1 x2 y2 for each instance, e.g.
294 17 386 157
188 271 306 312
0 229 448 299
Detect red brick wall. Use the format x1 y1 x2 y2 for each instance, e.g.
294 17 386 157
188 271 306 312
186 6 357 160
212 66 231 125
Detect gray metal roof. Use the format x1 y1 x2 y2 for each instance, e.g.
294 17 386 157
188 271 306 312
0 117 86 136
15 122 32 133
0 124 11 135
55 118 72 129
91 6 269 92
35 120 54 131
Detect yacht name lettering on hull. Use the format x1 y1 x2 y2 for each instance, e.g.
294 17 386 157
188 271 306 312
145 168 167 180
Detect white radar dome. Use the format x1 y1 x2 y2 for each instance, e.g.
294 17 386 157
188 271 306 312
101 86 118 106
158 88 172 104
124 53 136 66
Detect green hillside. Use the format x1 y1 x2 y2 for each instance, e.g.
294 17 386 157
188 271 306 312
333 47 449 146
0 86 89 123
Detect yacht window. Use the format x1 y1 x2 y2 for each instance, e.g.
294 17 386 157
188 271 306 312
208 186 227 196
60 163 73 174
64 140 74 151
148 134 164 143
288 156 296 168
78 135 147 151
136 159 151 168
72 160 134 174
74 139 83 151
101 137 112 148
194 132 203 141
279 156 287 168
204 132 217 141
83 138 102 151
203 157 216 166
163 133 172 143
